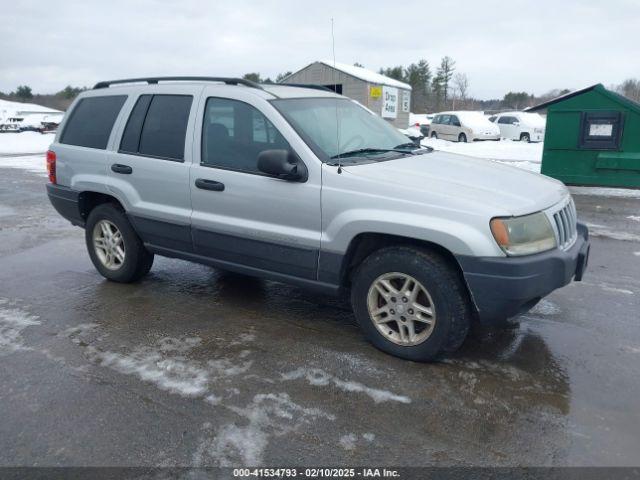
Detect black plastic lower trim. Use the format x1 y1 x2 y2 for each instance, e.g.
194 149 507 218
147 244 340 295
192 228 318 280
456 222 590 324
128 214 193 252
46 183 84 227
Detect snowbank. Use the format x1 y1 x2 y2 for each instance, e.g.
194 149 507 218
421 137 640 196
0 99 61 123
569 186 640 199
0 154 46 175
421 137 543 164
0 132 54 154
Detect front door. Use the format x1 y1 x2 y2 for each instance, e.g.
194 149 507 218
189 86 322 281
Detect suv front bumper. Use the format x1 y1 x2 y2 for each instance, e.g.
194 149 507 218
455 222 590 324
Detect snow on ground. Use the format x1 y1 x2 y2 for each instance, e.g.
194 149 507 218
0 132 54 155
421 137 543 173
0 98 60 115
421 137 543 165
421 137 640 197
0 154 46 176
569 186 640 199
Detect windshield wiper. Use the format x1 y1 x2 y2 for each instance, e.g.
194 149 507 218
393 142 420 149
394 142 432 152
330 147 411 159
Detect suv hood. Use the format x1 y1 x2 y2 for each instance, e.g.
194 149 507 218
341 151 568 216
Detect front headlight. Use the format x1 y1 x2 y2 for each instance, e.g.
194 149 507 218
534 128 544 133
490 212 556 256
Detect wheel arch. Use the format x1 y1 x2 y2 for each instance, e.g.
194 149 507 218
336 232 467 289
78 191 125 223
336 232 481 329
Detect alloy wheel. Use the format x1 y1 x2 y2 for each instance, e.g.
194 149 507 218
93 219 125 270
366 272 437 346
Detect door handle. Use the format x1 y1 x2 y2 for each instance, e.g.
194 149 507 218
111 164 133 174
195 178 225 192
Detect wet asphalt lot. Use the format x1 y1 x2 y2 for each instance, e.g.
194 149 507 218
0 165 639 467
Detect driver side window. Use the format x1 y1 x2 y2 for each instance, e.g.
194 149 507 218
202 98 289 173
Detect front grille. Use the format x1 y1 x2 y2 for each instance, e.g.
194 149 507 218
552 199 577 250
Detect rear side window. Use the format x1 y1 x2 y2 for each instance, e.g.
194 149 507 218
120 94 193 161
60 96 127 149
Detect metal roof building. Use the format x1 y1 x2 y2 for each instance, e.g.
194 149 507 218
281 60 412 129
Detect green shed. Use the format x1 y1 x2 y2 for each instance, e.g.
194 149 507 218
528 84 640 188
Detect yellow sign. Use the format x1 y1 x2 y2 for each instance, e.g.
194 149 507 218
370 86 382 99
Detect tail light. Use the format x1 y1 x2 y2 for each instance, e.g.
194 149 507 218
46 150 56 184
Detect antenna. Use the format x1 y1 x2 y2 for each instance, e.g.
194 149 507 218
331 17 342 174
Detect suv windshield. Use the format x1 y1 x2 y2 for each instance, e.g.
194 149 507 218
272 97 423 163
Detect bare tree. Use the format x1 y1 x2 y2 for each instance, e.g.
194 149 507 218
452 73 469 109
454 73 469 99
616 78 640 102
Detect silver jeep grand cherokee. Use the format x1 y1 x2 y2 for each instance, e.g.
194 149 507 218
46 77 590 362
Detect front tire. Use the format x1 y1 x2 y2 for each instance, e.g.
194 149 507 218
85 204 154 283
431 131 438 139
458 133 467 143
351 247 471 362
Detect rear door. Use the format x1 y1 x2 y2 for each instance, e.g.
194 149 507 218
189 86 322 280
107 85 201 252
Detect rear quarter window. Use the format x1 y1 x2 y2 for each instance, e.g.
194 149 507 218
60 95 127 149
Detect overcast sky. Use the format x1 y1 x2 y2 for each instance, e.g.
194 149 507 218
1 0 638 99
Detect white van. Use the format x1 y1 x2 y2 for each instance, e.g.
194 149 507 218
429 111 500 142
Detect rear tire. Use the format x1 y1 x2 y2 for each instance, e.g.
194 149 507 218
520 133 530 143
351 246 471 362
431 131 438 139
458 133 467 143
85 204 154 283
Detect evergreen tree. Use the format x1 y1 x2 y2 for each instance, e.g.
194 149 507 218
405 60 431 113
15 85 33 100
434 56 455 107
242 73 262 83
378 66 406 83
275 71 293 83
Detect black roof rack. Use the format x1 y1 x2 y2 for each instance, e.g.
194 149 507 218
93 76 263 90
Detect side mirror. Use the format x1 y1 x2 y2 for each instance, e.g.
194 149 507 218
257 149 308 182
513 121 520 126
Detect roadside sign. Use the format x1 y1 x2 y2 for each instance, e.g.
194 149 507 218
370 86 382 98
382 86 398 119
402 90 410 113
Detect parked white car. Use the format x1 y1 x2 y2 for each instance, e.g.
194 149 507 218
429 111 500 142
489 111 546 142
